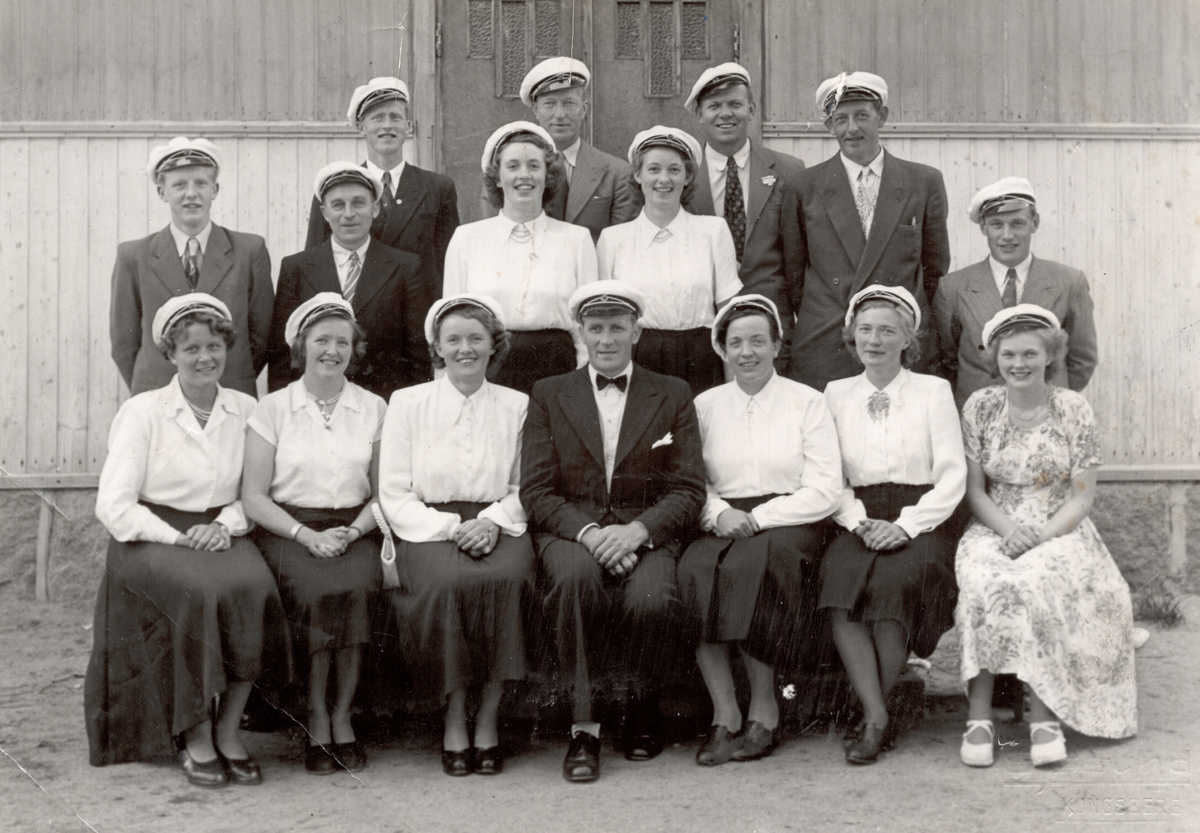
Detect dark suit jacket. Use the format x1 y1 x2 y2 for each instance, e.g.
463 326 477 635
779 151 951 390
520 365 705 551
934 256 1099 409
110 224 273 397
267 240 427 400
480 140 638 244
305 162 458 326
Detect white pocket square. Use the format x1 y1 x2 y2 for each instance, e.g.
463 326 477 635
651 432 673 449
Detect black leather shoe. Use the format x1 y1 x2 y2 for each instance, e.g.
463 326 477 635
623 732 664 762
473 746 503 775
332 741 366 773
731 720 776 762
845 723 885 765
179 748 229 788
442 748 473 777
305 741 338 775
843 720 865 750
220 754 263 786
696 725 741 766
562 732 601 783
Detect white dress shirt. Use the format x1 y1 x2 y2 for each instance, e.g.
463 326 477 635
988 252 1033 302
824 369 966 538
365 159 406 198
694 373 843 531
839 148 885 196
596 209 741 330
378 376 529 542
247 380 386 509
587 363 632 491
442 212 599 366
330 237 371 293
168 221 213 258
559 137 582 183
705 140 752 216
96 376 256 544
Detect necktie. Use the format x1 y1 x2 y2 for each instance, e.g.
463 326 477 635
1002 268 1018 307
343 251 361 303
510 223 532 243
855 168 876 237
380 171 393 218
563 158 574 185
723 159 746 262
183 237 200 288
596 373 627 392
653 228 672 244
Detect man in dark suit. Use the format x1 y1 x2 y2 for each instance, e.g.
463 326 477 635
304 77 458 328
110 136 273 397
777 72 951 390
270 163 425 400
521 281 705 783
934 176 1098 409
479 57 637 242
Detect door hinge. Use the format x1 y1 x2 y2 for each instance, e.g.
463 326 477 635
733 24 740 60
435 21 443 58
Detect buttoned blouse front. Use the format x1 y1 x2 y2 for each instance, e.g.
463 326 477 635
442 212 598 365
824 368 966 537
247 380 387 509
694 373 843 531
596 209 741 330
378 376 530 542
95 376 256 544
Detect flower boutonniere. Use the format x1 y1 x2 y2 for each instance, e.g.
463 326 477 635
761 174 777 187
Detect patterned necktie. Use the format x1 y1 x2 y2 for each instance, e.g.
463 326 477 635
183 237 200 288
855 168 876 237
596 373 627 392
510 223 532 243
343 251 361 303
653 228 672 244
380 171 393 218
1002 268 1018 307
723 159 746 262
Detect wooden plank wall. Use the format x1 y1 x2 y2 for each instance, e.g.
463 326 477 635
763 131 1200 468
762 0 1200 125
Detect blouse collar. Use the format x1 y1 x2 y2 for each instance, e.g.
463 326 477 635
494 210 547 246
633 207 690 249
434 373 494 422
160 374 238 430
730 370 780 417
857 366 911 399
287 378 364 414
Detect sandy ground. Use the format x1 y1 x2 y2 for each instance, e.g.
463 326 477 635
2 597 1198 833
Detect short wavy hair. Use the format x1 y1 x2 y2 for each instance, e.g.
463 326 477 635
715 306 780 350
985 322 1069 381
428 302 511 373
159 310 236 360
482 132 565 210
841 298 923 368
624 145 698 210
289 309 368 373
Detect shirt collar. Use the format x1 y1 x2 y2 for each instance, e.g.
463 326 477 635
330 236 371 265
633 207 689 248
560 137 582 167
858 366 910 397
434 374 493 422
839 148 885 185
365 158 406 184
588 362 633 390
987 252 1033 287
706 140 752 174
494 210 547 246
169 221 213 257
730 370 779 417
162 373 238 421
288 378 364 414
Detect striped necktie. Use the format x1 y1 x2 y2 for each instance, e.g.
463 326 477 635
1002 268 1018 307
343 251 361 303
183 237 200 288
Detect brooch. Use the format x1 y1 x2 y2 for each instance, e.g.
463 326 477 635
761 175 777 187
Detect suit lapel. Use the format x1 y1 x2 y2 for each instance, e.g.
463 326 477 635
148 227 192 295
195 224 234 295
380 164 426 242
613 367 665 472
557 370 606 471
1018 256 1064 309
854 152 905 287
351 242 396 311
745 145 774 237
303 244 343 297
821 159 866 266
962 260 1003 342
565 143 603 223
692 153 716 216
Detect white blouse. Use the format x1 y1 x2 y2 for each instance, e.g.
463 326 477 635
247 380 387 509
596 209 742 330
824 368 967 537
694 373 843 531
442 212 598 366
96 376 256 544
378 376 529 542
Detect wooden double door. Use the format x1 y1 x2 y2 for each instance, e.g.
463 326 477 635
438 0 743 222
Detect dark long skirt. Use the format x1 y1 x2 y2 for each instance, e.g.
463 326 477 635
389 502 534 708
84 504 288 766
678 495 829 669
818 483 958 658
489 328 576 396
634 327 724 398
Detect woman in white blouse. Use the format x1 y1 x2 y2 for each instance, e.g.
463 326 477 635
379 294 533 777
441 122 598 395
85 294 286 789
678 296 842 766
819 285 967 765
242 293 386 775
596 126 741 396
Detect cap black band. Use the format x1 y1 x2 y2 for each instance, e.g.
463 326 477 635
851 289 917 321
986 314 1056 345
320 170 377 200
298 303 354 338
161 302 228 340
635 135 694 162
436 298 493 323
531 72 587 99
978 194 1036 218
355 88 407 122
822 86 883 117
155 149 218 176
578 295 639 317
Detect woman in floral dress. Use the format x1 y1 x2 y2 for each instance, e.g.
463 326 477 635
956 305 1136 769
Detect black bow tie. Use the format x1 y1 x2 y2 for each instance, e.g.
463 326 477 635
595 373 627 392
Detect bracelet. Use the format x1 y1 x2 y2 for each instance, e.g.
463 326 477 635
289 522 303 541
348 526 362 541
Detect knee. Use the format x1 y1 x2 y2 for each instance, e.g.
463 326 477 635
541 540 601 595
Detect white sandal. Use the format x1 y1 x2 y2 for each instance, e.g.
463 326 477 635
1029 721 1067 766
960 719 995 767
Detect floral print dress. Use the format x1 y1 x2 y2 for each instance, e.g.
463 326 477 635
955 385 1136 738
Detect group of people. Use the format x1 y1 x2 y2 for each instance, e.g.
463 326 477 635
86 57 1134 790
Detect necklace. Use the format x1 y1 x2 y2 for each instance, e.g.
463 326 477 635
1007 386 1051 425
187 400 212 426
305 383 344 425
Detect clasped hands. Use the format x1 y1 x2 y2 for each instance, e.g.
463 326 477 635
300 526 360 559
580 522 649 577
1000 524 1043 558
176 522 231 551
854 519 911 551
453 518 500 558
714 508 759 540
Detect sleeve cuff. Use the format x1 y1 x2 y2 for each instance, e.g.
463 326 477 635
576 523 599 544
478 503 527 537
